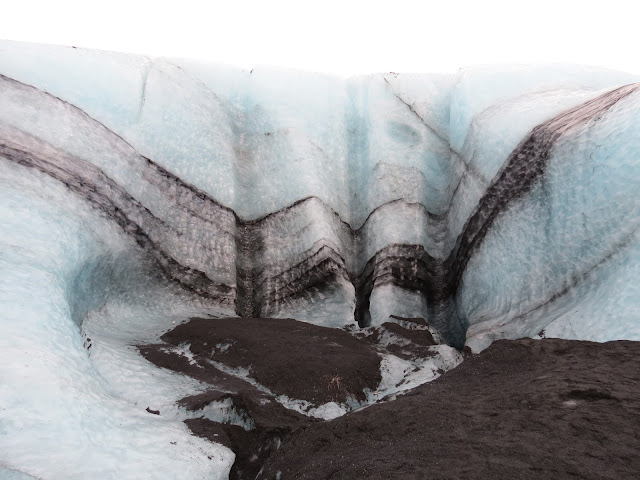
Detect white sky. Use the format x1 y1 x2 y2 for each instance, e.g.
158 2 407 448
2 0 639 76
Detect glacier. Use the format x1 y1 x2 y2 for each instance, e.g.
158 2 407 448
1 39 640 478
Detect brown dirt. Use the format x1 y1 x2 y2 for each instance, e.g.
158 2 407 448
381 322 437 346
159 317 381 405
137 316 387 479
137 317 640 480
257 338 640 480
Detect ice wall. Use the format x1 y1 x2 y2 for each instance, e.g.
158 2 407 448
2 39 640 476
2 42 640 343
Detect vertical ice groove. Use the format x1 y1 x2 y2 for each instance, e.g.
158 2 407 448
136 59 152 122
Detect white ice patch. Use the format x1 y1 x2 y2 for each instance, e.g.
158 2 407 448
173 342 198 365
205 359 357 420
373 346 464 399
275 396 349 421
180 397 256 431
215 342 232 353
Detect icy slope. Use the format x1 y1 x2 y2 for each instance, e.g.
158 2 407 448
0 157 234 479
2 39 640 478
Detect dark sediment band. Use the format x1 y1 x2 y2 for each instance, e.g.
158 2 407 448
0 140 237 304
449 83 640 291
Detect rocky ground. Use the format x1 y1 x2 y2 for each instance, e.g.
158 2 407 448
138 318 640 480
259 338 640 480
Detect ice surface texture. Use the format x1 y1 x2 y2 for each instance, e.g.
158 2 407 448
1 40 640 477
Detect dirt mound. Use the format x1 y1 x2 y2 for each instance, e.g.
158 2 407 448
157 317 382 404
258 338 640 479
135 318 636 479
137 316 393 479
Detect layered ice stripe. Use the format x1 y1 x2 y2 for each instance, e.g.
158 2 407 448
0 75 238 303
459 84 640 350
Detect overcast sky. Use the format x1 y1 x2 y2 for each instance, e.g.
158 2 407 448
2 0 639 76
